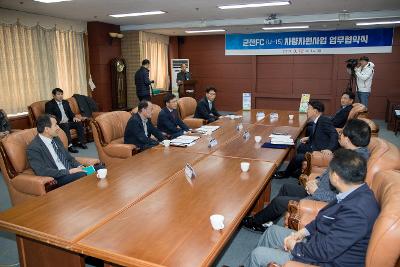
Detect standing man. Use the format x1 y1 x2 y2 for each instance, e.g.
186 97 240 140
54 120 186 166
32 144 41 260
355 56 374 108
176 63 191 86
124 100 165 151
135 59 154 101
194 86 221 123
27 114 95 187
157 93 190 138
45 88 87 153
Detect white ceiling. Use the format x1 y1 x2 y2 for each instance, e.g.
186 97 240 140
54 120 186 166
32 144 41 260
1 0 400 35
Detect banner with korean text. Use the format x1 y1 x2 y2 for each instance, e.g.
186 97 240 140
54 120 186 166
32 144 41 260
225 28 393 55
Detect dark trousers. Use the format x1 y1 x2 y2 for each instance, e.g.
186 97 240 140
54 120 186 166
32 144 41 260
254 183 308 224
138 95 151 101
57 172 86 187
284 143 313 178
59 121 85 146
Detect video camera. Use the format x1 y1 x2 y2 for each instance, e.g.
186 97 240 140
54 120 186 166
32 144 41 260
346 58 358 72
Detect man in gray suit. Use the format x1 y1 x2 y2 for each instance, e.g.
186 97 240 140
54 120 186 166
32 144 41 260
27 114 87 187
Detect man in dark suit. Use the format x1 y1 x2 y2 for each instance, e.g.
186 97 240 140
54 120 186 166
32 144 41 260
274 100 339 179
45 88 87 153
194 86 221 123
157 93 190 139
124 100 165 151
247 149 379 267
135 59 154 101
176 63 191 86
331 91 355 128
242 119 371 232
27 114 89 187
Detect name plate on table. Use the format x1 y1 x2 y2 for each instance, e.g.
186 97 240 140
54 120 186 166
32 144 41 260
184 163 196 185
208 138 218 148
243 131 250 140
236 123 244 131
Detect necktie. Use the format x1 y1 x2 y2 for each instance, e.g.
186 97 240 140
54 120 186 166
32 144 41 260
51 139 71 170
310 122 316 140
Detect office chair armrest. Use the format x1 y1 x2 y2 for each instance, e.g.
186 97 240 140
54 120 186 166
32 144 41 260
75 157 100 166
287 199 327 230
103 144 137 158
11 173 55 196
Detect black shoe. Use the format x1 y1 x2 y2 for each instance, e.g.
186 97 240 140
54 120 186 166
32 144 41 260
78 143 88 149
241 216 267 232
272 171 286 179
68 146 79 153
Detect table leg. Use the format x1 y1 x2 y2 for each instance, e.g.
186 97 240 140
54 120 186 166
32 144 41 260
17 236 85 267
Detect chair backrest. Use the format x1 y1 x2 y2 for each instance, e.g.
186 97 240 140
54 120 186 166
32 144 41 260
28 100 47 127
366 137 400 185
348 103 367 120
67 97 80 115
367 170 400 267
130 104 161 127
177 97 197 119
0 128 68 177
94 111 131 145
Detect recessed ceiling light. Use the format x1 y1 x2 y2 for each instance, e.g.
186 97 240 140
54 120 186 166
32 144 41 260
356 20 400 26
262 25 309 30
34 0 71 2
185 29 226 33
110 11 166 18
218 1 290 10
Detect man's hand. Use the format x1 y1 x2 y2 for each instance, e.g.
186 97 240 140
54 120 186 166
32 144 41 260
183 131 191 135
69 166 84 174
284 229 308 251
300 137 309 144
73 117 81 122
306 179 318 195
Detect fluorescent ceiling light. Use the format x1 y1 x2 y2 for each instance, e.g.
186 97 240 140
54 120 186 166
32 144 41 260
34 0 71 3
110 11 166 18
185 29 226 33
218 1 290 9
262 25 309 30
356 20 400 26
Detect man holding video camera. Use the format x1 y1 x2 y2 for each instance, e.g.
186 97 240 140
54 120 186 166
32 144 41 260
354 56 375 108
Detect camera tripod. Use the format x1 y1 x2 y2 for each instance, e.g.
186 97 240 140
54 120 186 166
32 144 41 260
346 71 357 92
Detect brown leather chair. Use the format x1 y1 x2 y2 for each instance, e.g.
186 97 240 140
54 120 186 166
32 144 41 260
278 170 400 267
288 137 400 230
348 103 368 119
28 100 47 127
91 111 138 166
0 128 99 205
177 97 205 129
130 103 162 127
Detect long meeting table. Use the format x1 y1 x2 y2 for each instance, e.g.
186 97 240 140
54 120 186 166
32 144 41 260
0 109 308 267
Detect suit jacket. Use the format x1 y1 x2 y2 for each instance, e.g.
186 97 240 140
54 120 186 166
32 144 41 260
124 113 165 150
176 71 191 83
134 66 152 97
331 105 352 128
194 97 221 121
73 94 98 118
292 184 379 267
27 135 81 179
157 107 189 136
45 99 75 124
309 115 339 151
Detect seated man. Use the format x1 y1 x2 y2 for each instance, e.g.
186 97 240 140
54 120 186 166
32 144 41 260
45 88 87 153
124 100 165 151
274 100 338 179
246 149 379 267
27 114 97 187
243 119 371 232
157 93 190 139
331 91 355 128
194 86 221 123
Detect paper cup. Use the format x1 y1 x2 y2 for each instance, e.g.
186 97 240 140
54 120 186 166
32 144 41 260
288 114 294 120
163 139 171 147
96 168 107 179
254 136 262 143
210 214 224 230
241 162 250 172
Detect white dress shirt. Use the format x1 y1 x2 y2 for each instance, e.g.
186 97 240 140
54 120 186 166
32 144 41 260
39 134 66 170
56 100 69 123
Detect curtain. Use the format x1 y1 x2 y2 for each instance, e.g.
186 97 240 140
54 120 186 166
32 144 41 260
139 31 170 90
0 23 87 114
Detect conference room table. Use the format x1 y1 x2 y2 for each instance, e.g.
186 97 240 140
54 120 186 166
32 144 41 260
0 109 308 267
